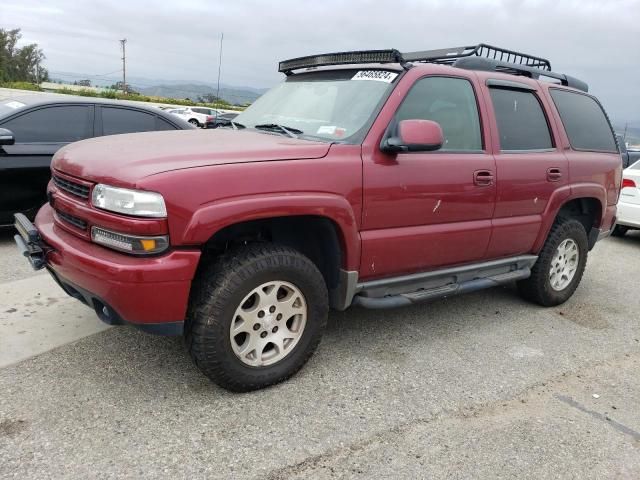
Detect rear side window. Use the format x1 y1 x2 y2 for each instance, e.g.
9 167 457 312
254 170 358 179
549 89 617 153
489 88 552 151
2 105 91 143
395 77 482 151
101 107 156 135
155 117 178 130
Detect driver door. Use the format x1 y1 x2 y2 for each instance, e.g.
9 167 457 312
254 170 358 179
360 75 496 280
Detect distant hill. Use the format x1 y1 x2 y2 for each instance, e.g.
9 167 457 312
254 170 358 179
136 83 265 105
613 123 640 148
48 71 267 106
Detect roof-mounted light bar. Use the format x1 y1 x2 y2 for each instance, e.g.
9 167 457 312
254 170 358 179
277 43 587 92
278 49 403 75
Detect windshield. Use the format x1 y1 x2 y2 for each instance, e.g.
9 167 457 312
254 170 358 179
235 69 399 142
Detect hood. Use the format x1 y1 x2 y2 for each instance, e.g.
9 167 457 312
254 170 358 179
52 129 331 186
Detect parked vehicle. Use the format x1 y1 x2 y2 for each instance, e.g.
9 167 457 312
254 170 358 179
0 96 194 226
205 112 238 129
168 106 222 127
15 44 621 391
612 160 640 236
617 134 640 169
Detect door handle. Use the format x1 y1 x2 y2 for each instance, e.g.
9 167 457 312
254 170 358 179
547 167 563 182
474 170 494 186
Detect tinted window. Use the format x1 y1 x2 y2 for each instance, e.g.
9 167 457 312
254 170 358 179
550 89 617 152
489 88 552 151
395 77 482 151
2 105 91 143
102 107 156 135
155 117 178 130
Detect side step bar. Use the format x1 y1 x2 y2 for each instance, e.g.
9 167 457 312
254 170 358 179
352 255 536 310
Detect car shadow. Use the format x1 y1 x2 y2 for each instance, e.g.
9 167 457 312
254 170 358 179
34 283 530 398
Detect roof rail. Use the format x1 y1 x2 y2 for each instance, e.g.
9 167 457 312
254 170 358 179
278 44 588 92
453 57 588 92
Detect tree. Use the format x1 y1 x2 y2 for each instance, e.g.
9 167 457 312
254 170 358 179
198 93 222 104
0 28 49 83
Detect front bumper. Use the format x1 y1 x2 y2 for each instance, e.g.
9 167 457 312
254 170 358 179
22 205 201 334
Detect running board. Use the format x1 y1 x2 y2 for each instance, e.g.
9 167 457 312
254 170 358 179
352 255 536 309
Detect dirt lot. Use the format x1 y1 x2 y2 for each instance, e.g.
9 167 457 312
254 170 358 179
1 231 639 479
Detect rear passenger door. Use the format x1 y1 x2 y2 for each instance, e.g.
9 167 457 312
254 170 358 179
483 81 569 258
96 106 178 136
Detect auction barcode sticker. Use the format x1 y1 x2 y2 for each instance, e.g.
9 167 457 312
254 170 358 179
352 70 398 83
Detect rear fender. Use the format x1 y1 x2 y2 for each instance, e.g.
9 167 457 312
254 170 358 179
532 183 606 253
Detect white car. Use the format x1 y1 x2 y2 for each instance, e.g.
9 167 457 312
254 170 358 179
612 160 640 237
167 107 223 127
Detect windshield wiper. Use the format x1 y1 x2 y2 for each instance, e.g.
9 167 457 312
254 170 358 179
253 123 303 138
230 120 246 130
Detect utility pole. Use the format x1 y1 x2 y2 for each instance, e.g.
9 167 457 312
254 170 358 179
120 38 127 95
215 33 223 117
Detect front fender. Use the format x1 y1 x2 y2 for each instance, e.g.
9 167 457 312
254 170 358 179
179 192 361 271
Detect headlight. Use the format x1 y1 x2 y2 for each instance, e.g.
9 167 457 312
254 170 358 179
91 227 169 255
92 184 167 218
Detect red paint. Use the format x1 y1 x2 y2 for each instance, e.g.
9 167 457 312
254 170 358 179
36 205 200 323
37 60 620 327
397 119 444 147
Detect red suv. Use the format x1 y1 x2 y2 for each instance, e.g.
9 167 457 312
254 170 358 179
15 44 621 391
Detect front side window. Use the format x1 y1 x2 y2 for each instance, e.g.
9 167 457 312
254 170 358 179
2 105 91 143
395 76 482 151
235 69 399 142
549 89 617 153
489 88 552 151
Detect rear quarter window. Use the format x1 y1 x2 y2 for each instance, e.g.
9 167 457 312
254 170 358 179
549 89 617 153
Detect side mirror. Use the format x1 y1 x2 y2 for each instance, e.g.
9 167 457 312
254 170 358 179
381 119 443 153
0 128 15 146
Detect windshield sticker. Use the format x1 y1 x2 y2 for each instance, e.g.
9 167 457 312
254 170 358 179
317 126 346 137
317 125 337 135
3 101 25 109
352 70 398 83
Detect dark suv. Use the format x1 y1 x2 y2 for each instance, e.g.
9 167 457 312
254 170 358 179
16 44 621 391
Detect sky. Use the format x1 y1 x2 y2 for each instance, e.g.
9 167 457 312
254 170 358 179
2 0 639 123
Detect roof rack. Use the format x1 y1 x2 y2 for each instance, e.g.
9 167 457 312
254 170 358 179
402 44 551 70
278 43 588 92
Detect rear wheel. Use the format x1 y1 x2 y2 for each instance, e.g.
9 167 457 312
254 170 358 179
611 225 629 237
518 218 588 306
188 119 200 127
185 244 328 392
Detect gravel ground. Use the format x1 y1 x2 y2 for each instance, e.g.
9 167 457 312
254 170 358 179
0 230 41 283
1 232 639 479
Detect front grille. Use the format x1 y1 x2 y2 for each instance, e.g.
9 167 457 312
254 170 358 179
56 210 88 230
53 175 90 199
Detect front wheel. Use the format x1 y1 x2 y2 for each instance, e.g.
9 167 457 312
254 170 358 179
517 218 588 306
185 244 328 392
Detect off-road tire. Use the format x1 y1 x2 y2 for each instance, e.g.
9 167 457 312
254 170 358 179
185 244 328 392
611 225 628 237
517 218 588 307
